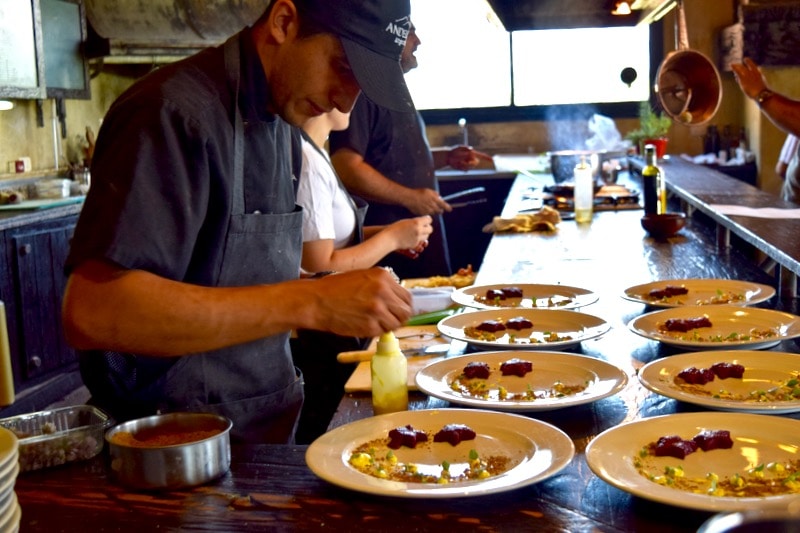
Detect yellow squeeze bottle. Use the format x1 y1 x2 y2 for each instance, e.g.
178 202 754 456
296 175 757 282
371 331 408 415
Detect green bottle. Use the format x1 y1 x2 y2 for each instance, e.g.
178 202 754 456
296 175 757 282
642 144 665 215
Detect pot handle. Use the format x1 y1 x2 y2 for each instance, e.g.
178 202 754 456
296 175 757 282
675 0 689 51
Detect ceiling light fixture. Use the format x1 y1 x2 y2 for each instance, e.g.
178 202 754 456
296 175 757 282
0 100 13 111
612 1 632 15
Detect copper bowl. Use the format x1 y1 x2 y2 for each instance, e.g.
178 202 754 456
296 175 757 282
641 213 686 239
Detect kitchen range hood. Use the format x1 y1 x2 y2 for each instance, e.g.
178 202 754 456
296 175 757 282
85 0 266 60
485 0 677 31
84 0 677 61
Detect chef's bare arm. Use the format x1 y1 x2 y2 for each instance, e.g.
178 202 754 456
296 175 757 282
62 259 412 357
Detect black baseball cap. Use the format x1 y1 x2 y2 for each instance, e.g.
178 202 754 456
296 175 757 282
295 0 414 112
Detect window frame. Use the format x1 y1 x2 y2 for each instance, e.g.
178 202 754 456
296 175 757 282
419 20 664 126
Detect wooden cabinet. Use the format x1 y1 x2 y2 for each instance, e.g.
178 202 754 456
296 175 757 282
0 214 78 394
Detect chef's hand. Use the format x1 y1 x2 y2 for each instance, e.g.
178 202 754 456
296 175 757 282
405 187 451 216
731 58 769 100
446 146 494 171
311 268 412 336
397 238 429 259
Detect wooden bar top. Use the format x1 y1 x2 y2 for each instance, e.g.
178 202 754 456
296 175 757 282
14 171 800 532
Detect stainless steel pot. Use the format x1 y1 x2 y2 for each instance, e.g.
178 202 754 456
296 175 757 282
105 412 232 490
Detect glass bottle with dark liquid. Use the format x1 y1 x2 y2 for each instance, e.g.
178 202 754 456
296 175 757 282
642 144 665 215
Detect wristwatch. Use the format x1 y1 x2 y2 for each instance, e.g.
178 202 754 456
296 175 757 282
756 89 774 106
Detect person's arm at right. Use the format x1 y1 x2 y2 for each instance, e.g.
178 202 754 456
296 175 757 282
331 148 450 216
732 58 800 137
302 216 433 272
62 259 412 357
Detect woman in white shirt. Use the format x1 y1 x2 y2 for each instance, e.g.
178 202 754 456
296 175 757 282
297 109 433 273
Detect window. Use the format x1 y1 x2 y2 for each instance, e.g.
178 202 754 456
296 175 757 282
407 0 655 122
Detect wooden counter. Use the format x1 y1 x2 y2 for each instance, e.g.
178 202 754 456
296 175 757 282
13 173 800 532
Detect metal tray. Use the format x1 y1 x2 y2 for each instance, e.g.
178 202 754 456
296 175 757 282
0 405 112 472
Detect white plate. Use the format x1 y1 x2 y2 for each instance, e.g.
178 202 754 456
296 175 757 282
306 409 574 498
438 308 610 350
415 351 628 412
622 279 775 308
586 412 800 512
638 350 800 414
627 305 800 350
452 283 598 310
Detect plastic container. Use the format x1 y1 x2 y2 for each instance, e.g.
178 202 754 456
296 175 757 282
371 332 408 415
0 405 112 472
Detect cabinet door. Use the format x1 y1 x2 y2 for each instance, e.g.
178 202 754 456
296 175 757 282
11 219 77 380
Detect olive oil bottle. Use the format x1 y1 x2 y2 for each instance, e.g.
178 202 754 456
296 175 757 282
642 144 666 215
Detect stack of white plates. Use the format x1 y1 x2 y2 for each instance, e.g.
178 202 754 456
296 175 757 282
0 428 21 532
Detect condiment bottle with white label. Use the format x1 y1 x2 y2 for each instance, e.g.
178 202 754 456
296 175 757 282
371 331 408 415
0 302 15 407
573 155 594 223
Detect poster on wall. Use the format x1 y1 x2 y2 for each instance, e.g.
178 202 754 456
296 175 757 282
740 4 800 67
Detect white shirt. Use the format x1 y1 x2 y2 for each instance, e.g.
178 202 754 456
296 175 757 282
297 138 357 249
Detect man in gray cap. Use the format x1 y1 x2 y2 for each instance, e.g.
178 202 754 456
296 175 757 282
62 0 414 444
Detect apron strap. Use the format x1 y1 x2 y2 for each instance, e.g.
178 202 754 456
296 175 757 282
223 36 246 216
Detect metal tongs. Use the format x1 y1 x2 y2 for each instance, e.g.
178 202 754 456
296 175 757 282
441 186 487 208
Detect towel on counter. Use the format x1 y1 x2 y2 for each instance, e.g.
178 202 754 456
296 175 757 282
483 205 562 233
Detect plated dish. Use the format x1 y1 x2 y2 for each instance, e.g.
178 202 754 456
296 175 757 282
622 279 775 308
306 409 574 498
627 305 800 350
415 351 628 412
451 283 598 311
438 308 610 350
638 350 800 414
586 412 800 512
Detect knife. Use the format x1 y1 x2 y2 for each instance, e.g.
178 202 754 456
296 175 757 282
441 186 486 202
337 343 450 363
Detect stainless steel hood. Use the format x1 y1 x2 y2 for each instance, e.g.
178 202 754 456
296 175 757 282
85 0 266 59
84 0 677 61
485 0 677 31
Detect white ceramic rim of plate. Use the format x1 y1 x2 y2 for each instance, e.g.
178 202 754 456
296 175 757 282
585 412 800 512
638 350 800 414
627 305 800 350
414 350 628 412
622 279 776 308
0 467 18 524
438 308 610 351
0 494 19 533
306 408 575 498
452 283 598 310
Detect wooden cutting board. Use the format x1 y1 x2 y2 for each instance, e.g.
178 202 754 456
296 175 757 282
339 325 447 392
344 355 444 392
336 325 445 363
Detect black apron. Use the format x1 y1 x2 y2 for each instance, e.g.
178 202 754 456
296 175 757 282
85 35 305 444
